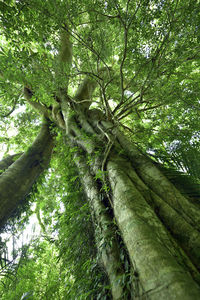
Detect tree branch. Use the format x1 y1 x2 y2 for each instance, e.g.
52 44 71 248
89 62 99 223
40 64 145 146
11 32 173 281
23 87 50 118
0 122 54 229
0 98 18 118
74 68 109 111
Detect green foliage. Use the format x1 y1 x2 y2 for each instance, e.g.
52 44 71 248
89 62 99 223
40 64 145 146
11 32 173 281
0 240 64 300
0 136 111 299
50 137 111 299
0 0 200 298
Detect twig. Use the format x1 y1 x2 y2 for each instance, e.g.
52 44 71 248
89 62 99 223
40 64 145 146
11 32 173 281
138 103 163 112
0 98 18 118
67 25 110 70
88 9 120 20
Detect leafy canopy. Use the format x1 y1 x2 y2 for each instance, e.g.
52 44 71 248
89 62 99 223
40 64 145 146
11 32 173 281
0 0 200 298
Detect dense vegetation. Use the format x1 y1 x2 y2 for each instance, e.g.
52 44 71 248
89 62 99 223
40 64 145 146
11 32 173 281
0 0 200 299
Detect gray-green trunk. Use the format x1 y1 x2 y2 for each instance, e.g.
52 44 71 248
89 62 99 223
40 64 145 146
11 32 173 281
0 122 54 228
63 108 200 299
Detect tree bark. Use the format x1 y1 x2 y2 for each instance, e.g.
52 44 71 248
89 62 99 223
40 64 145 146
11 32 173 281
75 153 125 299
2 79 200 298
107 154 200 299
0 122 54 228
19 74 200 298
61 101 200 299
0 153 23 174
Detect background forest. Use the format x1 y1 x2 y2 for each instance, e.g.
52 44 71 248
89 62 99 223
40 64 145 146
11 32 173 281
0 0 200 299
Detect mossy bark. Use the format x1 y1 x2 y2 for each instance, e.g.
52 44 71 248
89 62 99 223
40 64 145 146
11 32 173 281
0 153 23 174
74 153 125 299
107 154 200 299
62 104 200 299
0 123 54 228
2 83 200 298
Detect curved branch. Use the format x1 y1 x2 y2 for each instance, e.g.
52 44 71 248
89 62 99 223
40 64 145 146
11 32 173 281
0 98 18 118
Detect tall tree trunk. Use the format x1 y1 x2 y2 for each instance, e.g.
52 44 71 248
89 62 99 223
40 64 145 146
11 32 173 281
1 100 200 299
62 104 200 299
0 122 54 228
107 154 200 299
2 84 200 298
